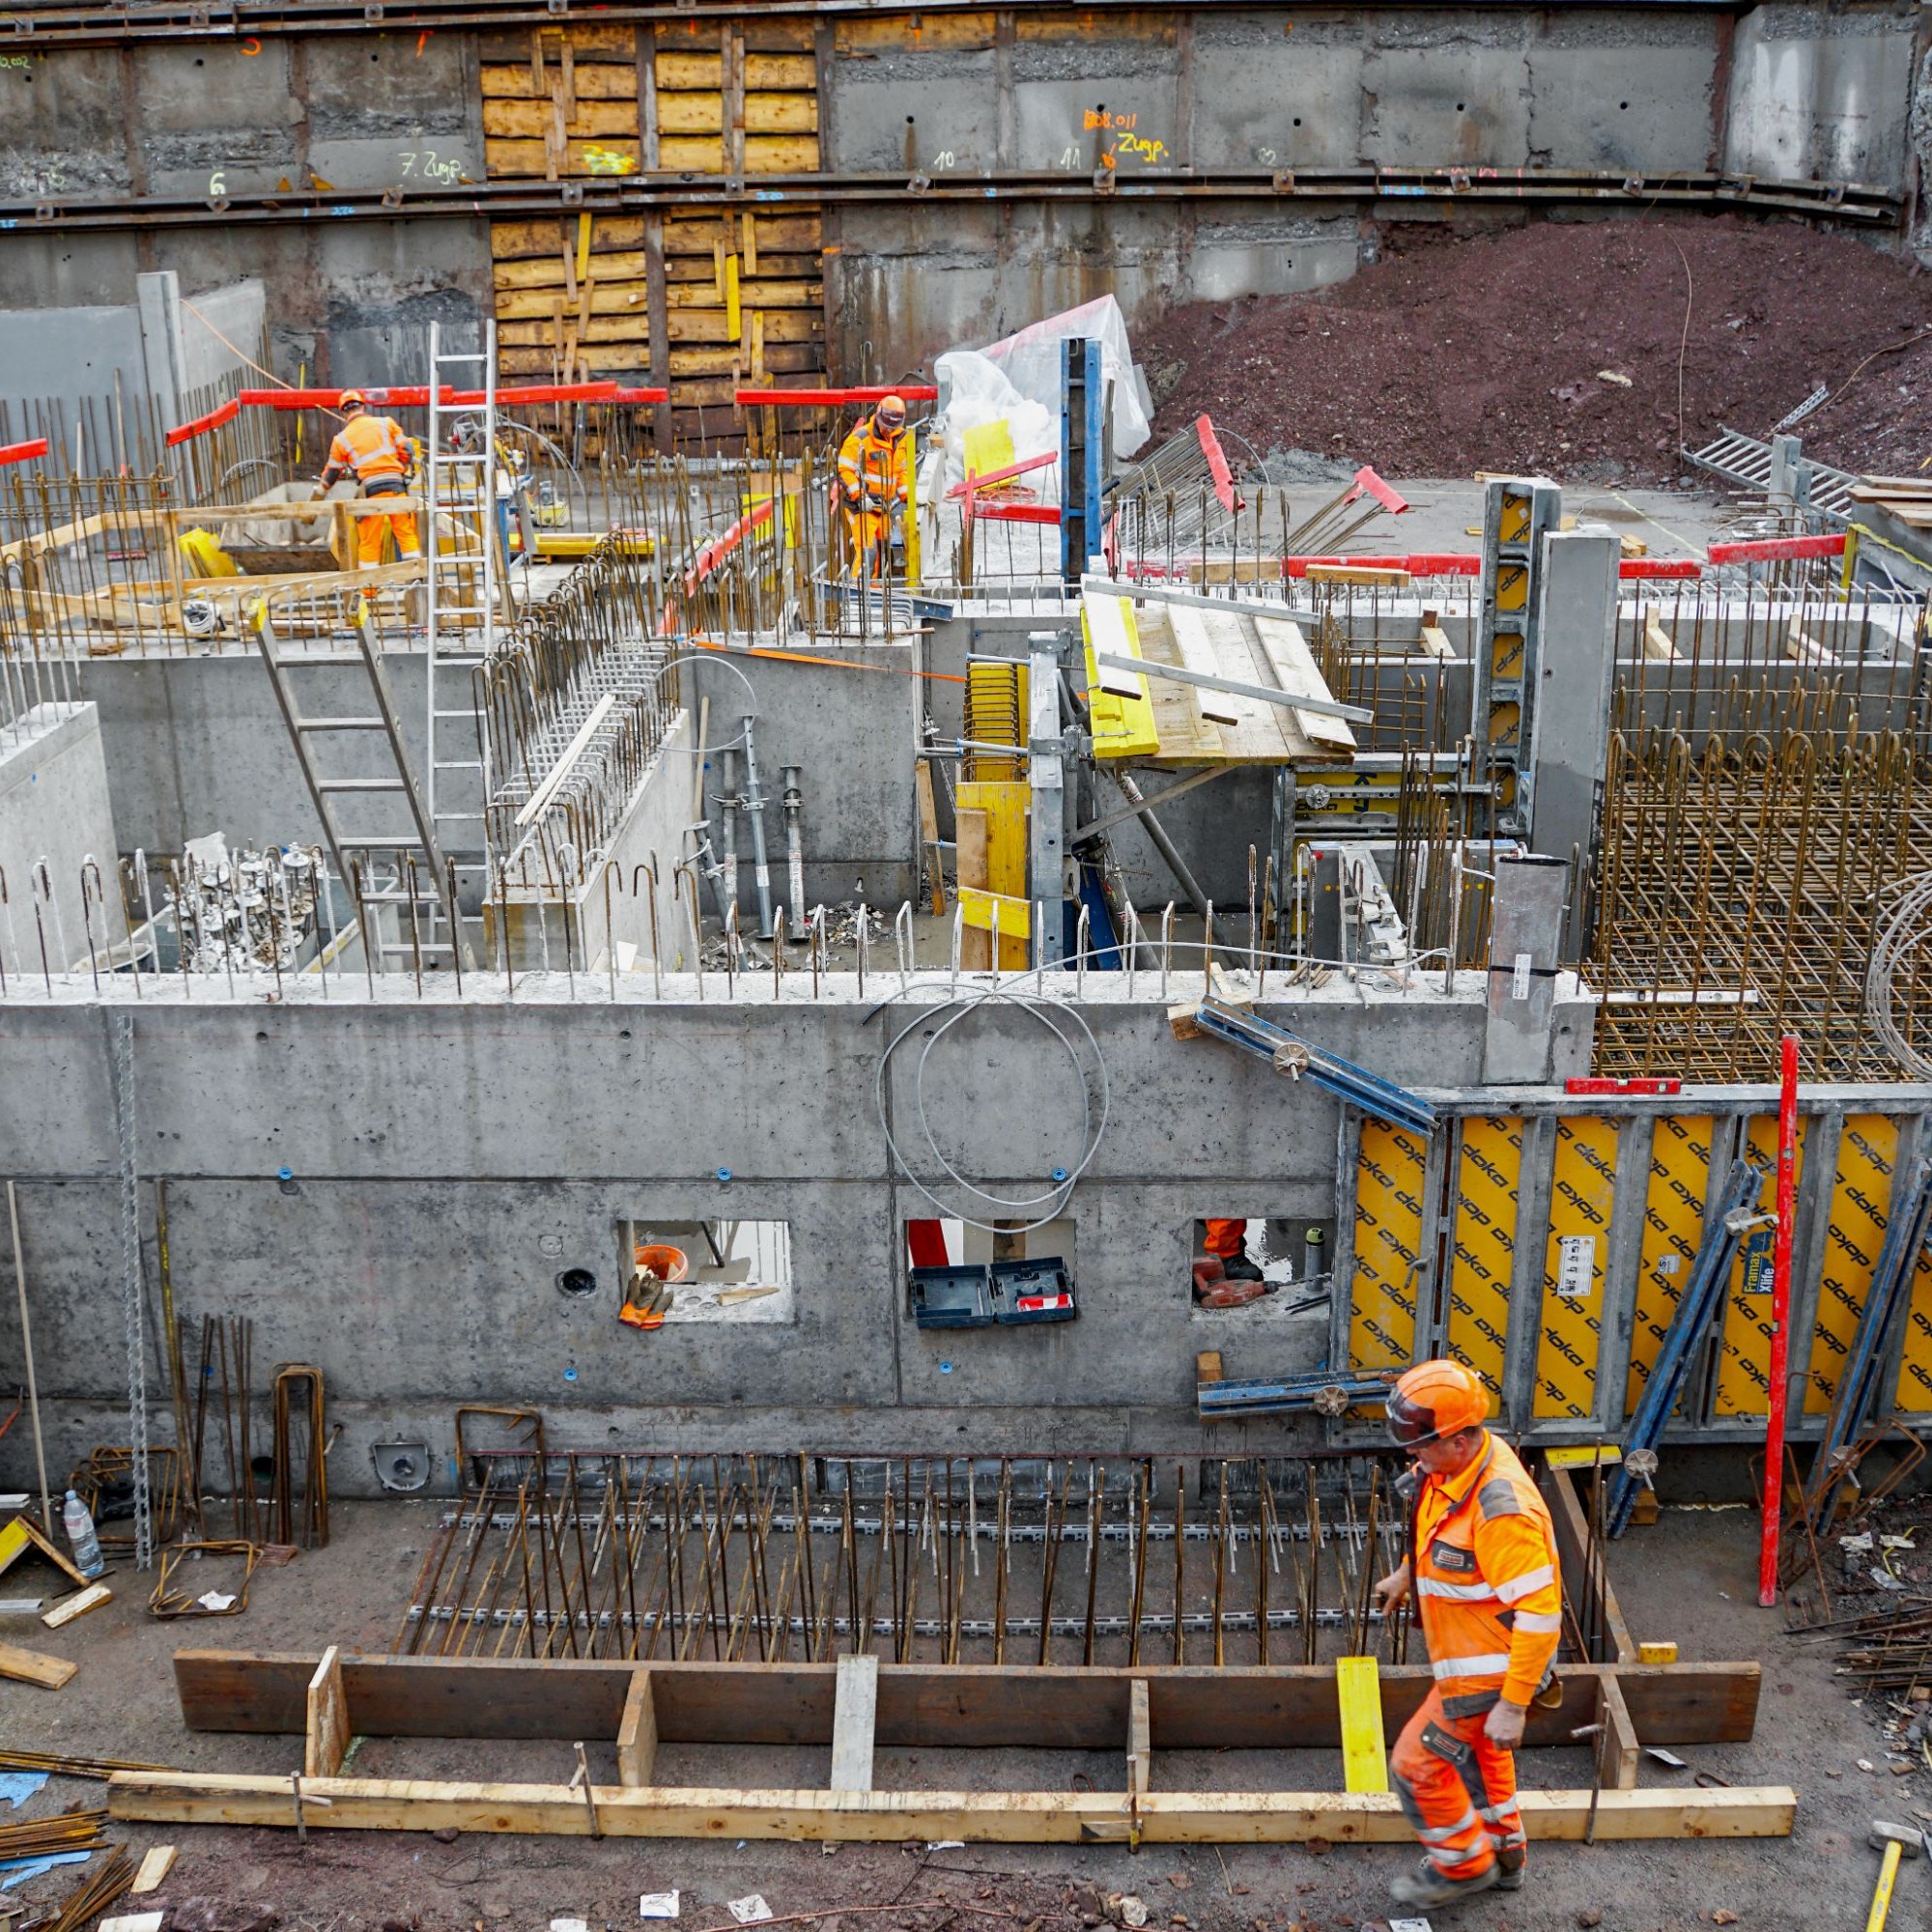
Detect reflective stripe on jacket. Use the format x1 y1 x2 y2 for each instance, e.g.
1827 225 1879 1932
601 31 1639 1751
837 419 910 502
1413 1428 1562 1714
324 413 412 489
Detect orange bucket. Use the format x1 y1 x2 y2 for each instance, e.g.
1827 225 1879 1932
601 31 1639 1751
633 1244 690 1283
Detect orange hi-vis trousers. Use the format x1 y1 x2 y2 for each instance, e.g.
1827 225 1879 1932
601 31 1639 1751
1389 1688 1526 1883
1203 1218 1247 1259
355 493 420 568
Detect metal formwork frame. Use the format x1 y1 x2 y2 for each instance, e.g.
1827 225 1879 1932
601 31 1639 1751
1472 476 1561 839
1333 1084 1932 1449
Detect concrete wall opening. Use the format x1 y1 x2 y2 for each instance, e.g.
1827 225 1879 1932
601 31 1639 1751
615 1218 795 1325
1190 1216 1332 1319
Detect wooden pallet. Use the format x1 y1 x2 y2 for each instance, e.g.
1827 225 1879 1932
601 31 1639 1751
110 1647 1786 1844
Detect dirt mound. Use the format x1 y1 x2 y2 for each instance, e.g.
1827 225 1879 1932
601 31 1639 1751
1138 215 1932 486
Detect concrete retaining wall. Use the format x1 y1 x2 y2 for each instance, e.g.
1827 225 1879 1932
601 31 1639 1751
0 1 1919 391
0 976 1584 1493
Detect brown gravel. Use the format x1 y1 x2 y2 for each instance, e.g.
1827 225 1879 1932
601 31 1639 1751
1138 214 1932 484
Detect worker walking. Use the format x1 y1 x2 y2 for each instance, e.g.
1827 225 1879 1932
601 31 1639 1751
1372 1359 1563 1911
836 393 912 579
315 390 422 570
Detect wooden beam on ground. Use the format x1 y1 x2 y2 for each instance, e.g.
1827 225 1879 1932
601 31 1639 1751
1598 1670 1640 1791
130 1846 179 1895
305 1644 352 1778
1541 1466 1636 1663
616 1669 658 1788
169 1651 1758 1750
0 1636 76 1689
42 1582 112 1629
830 1653 878 1794
105 1770 1796 1844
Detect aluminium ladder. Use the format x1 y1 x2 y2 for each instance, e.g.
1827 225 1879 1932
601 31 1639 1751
255 606 467 972
421 317 501 968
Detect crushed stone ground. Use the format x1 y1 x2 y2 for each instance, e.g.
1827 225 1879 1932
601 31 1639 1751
1138 215 1932 486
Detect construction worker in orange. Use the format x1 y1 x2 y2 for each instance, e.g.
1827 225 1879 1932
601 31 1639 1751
1371 1359 1563 1912
836 394 911 578
314 391 423 570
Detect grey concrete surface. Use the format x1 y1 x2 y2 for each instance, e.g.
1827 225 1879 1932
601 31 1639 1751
2 1 1919 390
0 971 1582 1493
0 704 128 964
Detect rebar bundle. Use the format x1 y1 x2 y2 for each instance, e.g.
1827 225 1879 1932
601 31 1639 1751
385 1448 1639 1673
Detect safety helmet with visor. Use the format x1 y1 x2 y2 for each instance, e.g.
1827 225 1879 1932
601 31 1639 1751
873 394 907 433
1385 1357 1491 1449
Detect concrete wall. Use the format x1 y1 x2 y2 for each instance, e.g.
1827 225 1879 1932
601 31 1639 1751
0 974 1586 1495
0 704 128 965
0 32 488 391
1 1 1920 393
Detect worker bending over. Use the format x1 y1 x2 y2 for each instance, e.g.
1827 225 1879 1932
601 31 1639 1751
836 394 911 578
1372 1359 1562 1911
315 391 422 570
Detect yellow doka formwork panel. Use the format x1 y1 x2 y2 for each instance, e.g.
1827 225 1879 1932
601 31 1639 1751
1715 1116 1810 1417
1081 594 1159 759
1625 1115 1715 1416
1806 1115 1900 1416
1446 1118 1522 1403
1349 1123 1426 1373
1535 1117 1617 1419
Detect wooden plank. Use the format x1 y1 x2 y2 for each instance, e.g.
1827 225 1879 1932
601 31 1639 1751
170 1653 1761 1750
1541 1466 1637 1663
497 250 651 288
1126 1679 1151 1797
494 213 649 257
668 345 819 379
664 213 821 254
830 1653 878 1794
106 1770 1796 1844
668 279 819 310
1642 615 1678 662
1418 624 1454 659
616 1669 657 1788
1250 614 1357 756
0 1636 75 1689
306 1644 352 1778
1335 1657 1388 1796
1303 563 1411 587
836 14 997 51
500 318 651 349
658 51 817 89
1599 1670 1639 1791
497 284 656 321
501 345 652 375
43 1581 112 1628
746 94 820 134
478 21 635 59
485 136 641 178
130 1846 178 1894
669 310 819 346
955 804 990 971
0 1512 91 1589
484 98 639 139
659 93 725 134
483 61 638 99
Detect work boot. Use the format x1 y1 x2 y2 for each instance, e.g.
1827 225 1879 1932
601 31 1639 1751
1389 1858 1500 1911
1493 1852 1525 1891
1219 1253 1264 1285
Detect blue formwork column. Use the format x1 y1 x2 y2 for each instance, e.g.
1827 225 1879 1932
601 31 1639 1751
1059 337 1106 584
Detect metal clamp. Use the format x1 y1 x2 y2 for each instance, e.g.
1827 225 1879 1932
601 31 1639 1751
906 172 932 195
559 181 584 205
1270 168 1295 192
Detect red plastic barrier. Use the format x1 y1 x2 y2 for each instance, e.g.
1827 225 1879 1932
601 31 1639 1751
972 502 1060 525
606 387 671 405
1351 467 1409 516
734 385 940 407
0 437 49 468
1197 414 1240 516
1707 532 1847 565
1283 553 1479 578
164 397 242 447
1619 557 1703 579
947 449 1059 499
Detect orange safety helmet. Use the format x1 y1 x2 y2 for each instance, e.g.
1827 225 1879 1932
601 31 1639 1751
1385 1358 1491 1447
338 389 367 411
873 393 906 432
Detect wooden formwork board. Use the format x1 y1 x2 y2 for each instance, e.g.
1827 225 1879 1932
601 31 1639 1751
482 19 827 413
169 1652 1759 1750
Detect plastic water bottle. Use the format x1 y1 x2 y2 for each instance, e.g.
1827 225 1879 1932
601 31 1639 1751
62 1490 104 1580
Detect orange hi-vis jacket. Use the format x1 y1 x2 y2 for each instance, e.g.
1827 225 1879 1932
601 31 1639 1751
323 413 412 492
1413 1429 1562 1716
836 418 911 506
